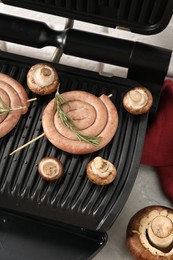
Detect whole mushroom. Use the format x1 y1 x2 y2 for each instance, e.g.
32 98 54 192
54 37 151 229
86 156 116 185
38 157 63 181
27 63 59 95
126 206 173 260
123 86 153 115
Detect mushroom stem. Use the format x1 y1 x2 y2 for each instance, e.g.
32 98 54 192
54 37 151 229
91 156 114 178
129 90 142 102
40 158 59 177
40 67 51 77
38 157 63 181
128 89 147 107
148 216 173 250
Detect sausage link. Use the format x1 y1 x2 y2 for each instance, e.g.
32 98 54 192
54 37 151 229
54 91 108 140
0 73 28 114
42 91 118 154
0 81 22 138
98 94 118 146
0 88 10 124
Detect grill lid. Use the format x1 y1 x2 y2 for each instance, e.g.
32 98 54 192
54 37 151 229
2 0 173 34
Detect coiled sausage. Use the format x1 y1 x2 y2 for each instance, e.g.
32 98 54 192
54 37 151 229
0 73 28 114
0 81 22 138
0 74 29 138
42 90 118 154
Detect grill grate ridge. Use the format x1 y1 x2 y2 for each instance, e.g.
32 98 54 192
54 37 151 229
81 113 135 216
94 115 139 217
69 108 127 214
149 0 167 24
138 0 155 23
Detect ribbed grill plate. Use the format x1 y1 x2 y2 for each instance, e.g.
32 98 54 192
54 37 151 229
2 0 173 34
0 51 148 232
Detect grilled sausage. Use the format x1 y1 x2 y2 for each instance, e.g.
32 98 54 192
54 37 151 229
0 81 22 138
42 90 118 154
54 90 108 139
0 73 28 114
0 88 10 124
0 72 29 138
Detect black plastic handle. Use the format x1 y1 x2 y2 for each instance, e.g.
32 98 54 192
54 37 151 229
0 13 135 67
0 13 65 48
0 13 171 79
64 29 134 68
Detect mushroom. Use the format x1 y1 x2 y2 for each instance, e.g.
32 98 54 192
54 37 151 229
38 157 63 181
27 63 59 95
86 156 116 185
126 205 173 260
123 86 153 115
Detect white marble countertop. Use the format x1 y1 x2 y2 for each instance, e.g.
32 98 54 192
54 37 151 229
0 4 173 259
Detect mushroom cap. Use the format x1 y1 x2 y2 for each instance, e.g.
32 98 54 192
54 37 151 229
38 157 63 181
27 63 59 95
126 205 173 260
123 86 153 115
86 156 116 185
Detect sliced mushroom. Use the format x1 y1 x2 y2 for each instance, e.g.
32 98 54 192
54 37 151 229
38 157 63 181
123 86 153 115
127 205 173 260
86 156 116 185
27 63 59 95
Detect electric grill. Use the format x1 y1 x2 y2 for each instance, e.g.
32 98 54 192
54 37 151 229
0 1 173 259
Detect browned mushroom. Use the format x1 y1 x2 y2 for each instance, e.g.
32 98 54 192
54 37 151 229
27 63 59 95
123 86 153 115
38 157 63 181
86 156 116 185
126 205 173 260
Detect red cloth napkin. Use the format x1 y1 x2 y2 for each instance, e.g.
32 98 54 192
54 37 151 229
141 79 173 204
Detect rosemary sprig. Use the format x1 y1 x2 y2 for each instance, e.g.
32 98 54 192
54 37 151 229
0 96 37 116
55 90 101 146
0 95 15 115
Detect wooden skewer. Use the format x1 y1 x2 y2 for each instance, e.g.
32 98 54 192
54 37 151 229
10 132 45 156
27 97 37 102
10 97 37 111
